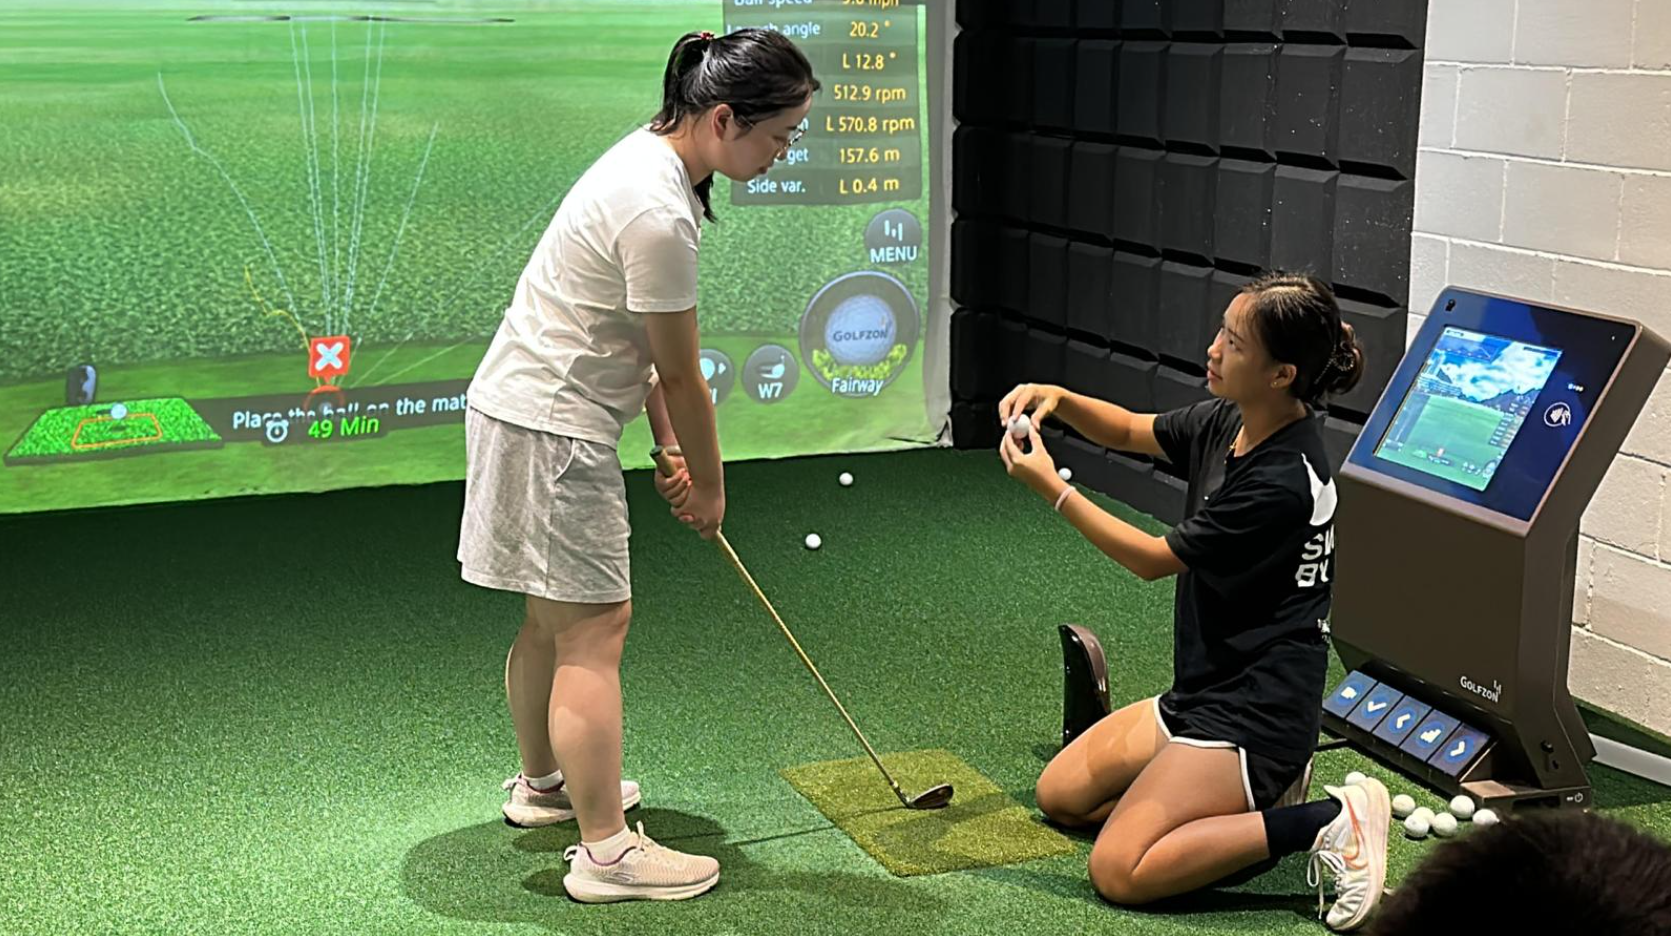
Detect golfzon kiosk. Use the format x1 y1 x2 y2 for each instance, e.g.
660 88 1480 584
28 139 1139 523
1324 287 1671 812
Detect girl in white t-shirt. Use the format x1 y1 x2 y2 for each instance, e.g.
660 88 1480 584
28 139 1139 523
458 28 817 903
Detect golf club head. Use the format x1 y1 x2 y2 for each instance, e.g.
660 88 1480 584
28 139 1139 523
906 783 954 810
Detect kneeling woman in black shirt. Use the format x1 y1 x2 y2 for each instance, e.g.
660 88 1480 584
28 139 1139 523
1000 272 1388 933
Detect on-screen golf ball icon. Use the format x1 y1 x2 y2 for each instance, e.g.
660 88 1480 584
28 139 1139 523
798 271 920 399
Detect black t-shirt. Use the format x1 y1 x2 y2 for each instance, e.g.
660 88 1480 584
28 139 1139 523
1151 398 1336 762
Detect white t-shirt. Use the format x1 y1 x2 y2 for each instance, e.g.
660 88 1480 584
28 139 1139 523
467 127 705 447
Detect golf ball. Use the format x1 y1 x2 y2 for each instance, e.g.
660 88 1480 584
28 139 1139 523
1008 415 1030 439
1344 771 1367 786
824 293 898 366
838 472 854 487
1058 467 1073 482
804 533 822 551
110 403 128 420
1449 795 1476 820
1431 812 1459 837
1473 808 1500 827
1403 814 1431 839
1411 807 1436 825
1391 794 1417 818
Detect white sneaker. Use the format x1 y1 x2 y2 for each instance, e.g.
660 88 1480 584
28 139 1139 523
1307 777 1391 932
562 822 720 903
500 773 642 828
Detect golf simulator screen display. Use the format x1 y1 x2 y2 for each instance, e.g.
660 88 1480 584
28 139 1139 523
1351 289 1637 522
0 1 943 514
1373 328 1562 492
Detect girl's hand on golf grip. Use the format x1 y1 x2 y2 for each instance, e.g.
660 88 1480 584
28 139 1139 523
999 382 1064 430
653 451 692 508
675 483 725 541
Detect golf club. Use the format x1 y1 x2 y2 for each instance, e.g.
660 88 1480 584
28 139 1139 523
651 445 953 811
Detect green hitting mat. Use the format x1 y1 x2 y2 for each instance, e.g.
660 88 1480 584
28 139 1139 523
782 749 1075 876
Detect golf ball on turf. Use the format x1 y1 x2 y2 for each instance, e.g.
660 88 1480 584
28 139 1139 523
1449 795 1476 820
1411 807 1436 825
1473 808 1500 827
1403 814 1431 839
1392 794 1417 818
838 472 854 487
1344 771 1367 786
804 533 822 550
1431 812 1459 837
1058 467 1073 482
1008 415 1030 439
110 403 128 420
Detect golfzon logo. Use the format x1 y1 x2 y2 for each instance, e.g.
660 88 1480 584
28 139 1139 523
1459 674 1503 705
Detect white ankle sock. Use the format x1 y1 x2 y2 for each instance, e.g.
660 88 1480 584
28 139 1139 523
525 768 563 791
584 825 633 862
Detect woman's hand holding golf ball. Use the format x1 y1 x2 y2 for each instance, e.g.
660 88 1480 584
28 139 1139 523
998 382 1065 432
1000 417 1065 502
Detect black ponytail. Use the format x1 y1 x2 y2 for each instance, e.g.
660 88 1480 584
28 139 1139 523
1241 271 1367 405
650 28 819 222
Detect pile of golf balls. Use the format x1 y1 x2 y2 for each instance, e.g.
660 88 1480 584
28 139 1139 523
804 533 822 551
1388 790 1496 839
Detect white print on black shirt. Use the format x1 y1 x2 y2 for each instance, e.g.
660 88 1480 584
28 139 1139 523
1295 455 1338 590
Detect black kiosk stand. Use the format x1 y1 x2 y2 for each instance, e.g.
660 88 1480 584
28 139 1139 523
1323 288 1670 812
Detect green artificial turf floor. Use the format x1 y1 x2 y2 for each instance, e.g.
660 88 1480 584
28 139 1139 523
4 448 1670 935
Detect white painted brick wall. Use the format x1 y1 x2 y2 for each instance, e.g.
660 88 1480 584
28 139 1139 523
1455 67 1568 159
1426 0 1516 65
1567 73 1671 172
1502 161 1622 260
1413 0 1671 736
1515 0 1637 68
1412 151 1505 241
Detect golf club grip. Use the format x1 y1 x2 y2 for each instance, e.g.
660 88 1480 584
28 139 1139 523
711 531 903 795
649 446 679 477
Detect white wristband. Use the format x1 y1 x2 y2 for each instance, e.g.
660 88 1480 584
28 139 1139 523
1053 485 1075 512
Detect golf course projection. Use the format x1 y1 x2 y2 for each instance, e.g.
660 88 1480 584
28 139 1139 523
1374 326 1563 491
0 1 940 513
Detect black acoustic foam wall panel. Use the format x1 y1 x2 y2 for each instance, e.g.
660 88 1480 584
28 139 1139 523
952 0 1424 521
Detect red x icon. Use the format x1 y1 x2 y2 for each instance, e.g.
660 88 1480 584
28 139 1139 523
308 335 353 380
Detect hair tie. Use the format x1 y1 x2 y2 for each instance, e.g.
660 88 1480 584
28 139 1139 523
699 30 715 40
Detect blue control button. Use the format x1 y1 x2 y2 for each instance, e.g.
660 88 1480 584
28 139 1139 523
1428 724 1491 777
1372 698 1432 747
1347 684 1404 733
1401 711 1460 760
1325 671 1380 719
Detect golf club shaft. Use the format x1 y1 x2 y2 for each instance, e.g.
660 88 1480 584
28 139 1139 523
649 447 909 803
711 530 907 800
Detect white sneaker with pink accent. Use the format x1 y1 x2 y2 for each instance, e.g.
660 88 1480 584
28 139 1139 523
500 772 642 827
562 822 720 903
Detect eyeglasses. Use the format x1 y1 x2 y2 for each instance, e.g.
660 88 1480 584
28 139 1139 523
736 114 805 153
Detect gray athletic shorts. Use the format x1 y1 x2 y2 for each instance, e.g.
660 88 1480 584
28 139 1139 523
457 406 631 603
